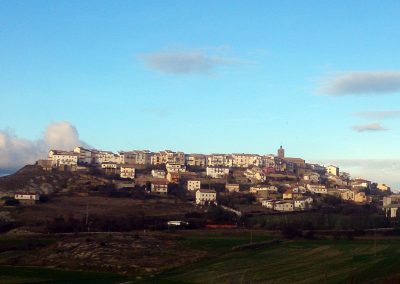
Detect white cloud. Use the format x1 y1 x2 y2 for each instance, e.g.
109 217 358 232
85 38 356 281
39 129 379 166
351 122 388 132
0 121 89 173
0 132 46 174
313 159 400 190
141 50 246 75
43 122 87 150
318 71 400 96
353 110 400 119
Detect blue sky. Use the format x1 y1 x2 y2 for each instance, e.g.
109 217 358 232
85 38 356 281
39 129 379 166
1 1 400 186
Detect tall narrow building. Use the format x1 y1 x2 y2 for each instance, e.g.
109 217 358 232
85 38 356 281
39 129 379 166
277 145 285 158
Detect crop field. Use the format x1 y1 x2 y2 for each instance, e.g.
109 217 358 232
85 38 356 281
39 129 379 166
1 230 400 283
142 232 400 284
0 266 133 284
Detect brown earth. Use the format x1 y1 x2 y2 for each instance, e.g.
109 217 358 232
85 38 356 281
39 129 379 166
7 195 200 233
0 231 206 276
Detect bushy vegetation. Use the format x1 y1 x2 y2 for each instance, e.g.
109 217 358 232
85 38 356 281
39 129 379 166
46 214 169 233
2 196 19 206
218 193 256 208
206 206 238 224
245 211 390 231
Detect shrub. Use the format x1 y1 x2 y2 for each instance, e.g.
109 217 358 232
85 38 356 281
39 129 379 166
207 206 238 224
281 224 302 239
4 198 19 206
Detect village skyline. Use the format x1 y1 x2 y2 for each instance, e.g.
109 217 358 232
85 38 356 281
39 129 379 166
1 2 400 190
37 144 396 192
1 2 400 282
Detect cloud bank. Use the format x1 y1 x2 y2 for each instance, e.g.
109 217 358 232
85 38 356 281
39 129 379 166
351 123 388 132
353 110 400 119
313 159 400 190
319 71 400 96
141 50 245 74
0 121 88 174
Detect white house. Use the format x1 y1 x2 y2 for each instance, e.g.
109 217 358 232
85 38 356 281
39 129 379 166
261 199 275 209
101 162 118 175
73 147 93 164
151 181 168 195
14 192 40 204
187 180 201 191
151 169 166 179
119 150 152 165
383 195 400 207
307 184 328 194
93 150 122 164
293 186 307 194
244 167 266 182
377 183 391 192
328 174 347 186
294 197 313 210
232 154 262 168
185 154 206 167
101 162 117 169
303 173 320 183
340 189 369 203
114 180 135 189
166 172 180 183
167 220 189 226
206 166 229 179
226 183 240 193
37 159 53 171
339 189 354 201
383 204 400 218
196 189 217 205
206 154 233 167
354 191 369 203
120 165 135 179
166 163 186 173
326 165 339 176
48 150 78 169
274 200 294 212
250 185 277 194
151 150 185 165
351 178 371 189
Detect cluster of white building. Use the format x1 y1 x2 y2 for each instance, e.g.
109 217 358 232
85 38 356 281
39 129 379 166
262 197 313 212
38 146 391 210
42 146 366 180
43 147 306 174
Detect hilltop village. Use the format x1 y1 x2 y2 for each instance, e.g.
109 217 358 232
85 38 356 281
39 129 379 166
1 144 400 278
8 145 391 218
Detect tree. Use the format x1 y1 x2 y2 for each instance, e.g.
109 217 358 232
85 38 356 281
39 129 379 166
145 181 151 192
207 206 237 224
281 224 302 239
3 197 19 206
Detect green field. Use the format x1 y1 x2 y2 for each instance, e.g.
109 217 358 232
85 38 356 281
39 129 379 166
0 266 133 284
1 231 400 283
141 233 400 284
0 237 133 283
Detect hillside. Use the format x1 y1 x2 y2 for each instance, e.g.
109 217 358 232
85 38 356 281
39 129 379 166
1 230 400 283
0 165 110 195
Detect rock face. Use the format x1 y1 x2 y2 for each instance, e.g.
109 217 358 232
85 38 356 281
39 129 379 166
0 165 110 196
40 183 54 195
